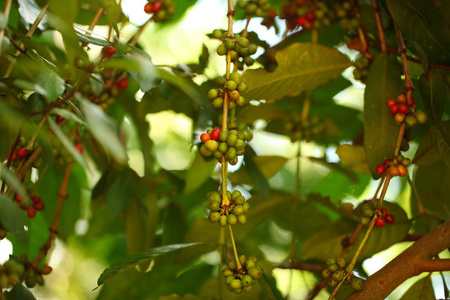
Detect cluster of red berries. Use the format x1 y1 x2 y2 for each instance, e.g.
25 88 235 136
375 155 411 177
102 45 116 59
360 203 395 228
143 0 175 22
386 93 427 126
322 257 364 291
6 147 28 162
14 192 44 218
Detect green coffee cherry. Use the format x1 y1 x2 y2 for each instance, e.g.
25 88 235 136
212 29 223 39
233 205 244 216
208 191 221 203
212 97 224 108
231 190 241 200
200 144 212 157
245 259 256 269
237 214 247 224
208 201 221 211
205 140 219 152
217 44 227 56
209 211 221 222
415 110 427 124
351 277 364 291
237 82 247 92
228 260 237 270
239 254 247 265
228 214 238 225
227 135 238 146
226 275 235 285
220 132 228 142
226 80 237 91
328 263 339 272
248 267 262 280
218 142 228 153
242 201 250 212
229 72 242 85
219 215 228 227
241 275 253 287
237 37 250 48
207 89 218 100
222 268 234 277
337 257 346 268
225 39 236 50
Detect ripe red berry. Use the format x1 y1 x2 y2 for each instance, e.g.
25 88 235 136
27 207 36 218
410 97 415 106
200 133 211 143
14 194 23 203
389 104 398 114
144 2 153 13
55 115 65 122
34 202 45 211
380 208 388 217
116 78 129 90
398 164 407 177
305 12 315 22
210 129 221 140
16 147 27 158
103 46 116 58
398 103 409 115
384 159 391 165
32 196 42 203
375 217 385 228
296 16 307 27
386 99 396 107
375 164 386 175
385 214 395 224
75 144 84 154
152 1 162 12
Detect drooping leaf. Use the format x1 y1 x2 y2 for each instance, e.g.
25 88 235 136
419 70 448 125
243 43 351 101
242 147 270 198
363 53 403 178
5 283 36 300
262 274 284 300
79 96 127 164
0 194 26 237
96 243 202 287
0 165 30 204
183 153 217 195
107 168 138 216
387 0 450 65
399 276 435 300
301 201 410 261
336 144 371 175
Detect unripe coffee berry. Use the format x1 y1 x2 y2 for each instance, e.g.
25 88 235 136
208 89 218 100
226 80 237 91
241 275 253 287
237 214 247 224
394 113 405 123
229 72 242 85
415 110 427 124
209 212 221 222
228 214 238 225
204 140 219 152
230 90 240 100
405 115 417 127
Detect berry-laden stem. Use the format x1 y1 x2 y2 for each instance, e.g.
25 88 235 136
369 175 386 203
215 227 226 300
346 215 377 273
329 273 350 300
375 175 391 208
88 8 104 33
129 15 155 46
21 164 72 281
393 123 406 157
3 1 49 79
372 0 386 53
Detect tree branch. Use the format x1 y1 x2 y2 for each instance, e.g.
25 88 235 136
347 220 450 300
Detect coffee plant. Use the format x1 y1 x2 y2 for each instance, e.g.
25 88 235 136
0 0 449 299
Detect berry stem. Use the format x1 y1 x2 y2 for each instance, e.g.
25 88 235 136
369 175 386 203
215 227 226 300
393 122 405 157
372 0 387 53
3 1 49 79
376 175 391 208
329 273 350 300
228 224 243 270
129 15 155 46
242 16 251 37
88 8 104 34
226 0 235 38
347 214 377 272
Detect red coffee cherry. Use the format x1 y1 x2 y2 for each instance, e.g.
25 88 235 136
152 1 162 12
375 164 386 175
380 208 388 218
14 194 23 203
386 99 396 107
296 16 307 27
144 2 153 13
375 217 385 228
75 144 84 154
398 103 409 115
32 196 42 203
102 46 116 58
27 207 36 218
210 128 221 140
116 78 129 90
385 214 395 224
16 147 27 158
305 12 315 22
34 202 45 211
200 133 211 143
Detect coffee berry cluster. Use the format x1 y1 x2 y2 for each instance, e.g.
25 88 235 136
285 114 324 142
322 257 364 291
375 154 411 177
236 0 272 18
386 93 427 126
212 30 257 69
199 126 252 165
143 0 176 22
222 255 263 294
14 191 44 218
0 257 52 289
208 72 248 108
282 0 358 31
49 134 83 167
353 56 370 83
360 203 395 228
207 190 250 226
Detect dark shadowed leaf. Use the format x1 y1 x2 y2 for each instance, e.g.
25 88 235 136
399 276 435 300
5 284 36 300
419 70 448 125
183 153 217 195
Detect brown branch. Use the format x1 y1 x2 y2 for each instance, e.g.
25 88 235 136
372 0 387 52
5 146 42 196
276 261 325 273
347 220 450 300
22 164 73 281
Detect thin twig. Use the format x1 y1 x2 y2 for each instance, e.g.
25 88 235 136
372 0 386 52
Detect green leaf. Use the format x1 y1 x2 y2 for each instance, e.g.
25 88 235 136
35 67 65 102
48 118 88 170
183 153 217 195
414 125 443 166
228 155 288 186
107 168 138 216
243 147 270 198
79 96 127 164
387 0 450 65
412 162 450 223
96 243 202 287
302 201 410 261
50 108 86 125
0 194 26 237
25 93 47 122
336 144 371 175
363 53 402 178
262 274 284 300
237 104 290 124
0 165 30 204
399 276 435 300
419 70 448 125
243 43 351 101
5 284 36 300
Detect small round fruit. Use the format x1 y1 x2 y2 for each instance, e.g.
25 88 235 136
224 39 236 50
212 29 223 39
360 216 370 225
386 99 396 107
199 144 212 157
227 214 238 225
39 265 53 275
222 268 234 277
218 142 228 153
230 279 242 289
227 134 238 147
204 140 219 152
212 97 224 108
230 90 240 100
380 208 388 217
210 128 221 140
237 37 249 48
237 82 247 92
34 202 45 211
375 217 385 228
398 164 407 177
208 89 218 100
200 133 211 143
225 275 235 284
322 269 331 278
226 80 237 91
75 144 84 154
415 110 427 124
237 214 247 224
245 259 256 269
27 207 36 218
337 257 346 268
228 260 237 270
209 212 221 222
405 114 417 127
208 191 221 202
219 131 228 142
247 267 261 280
152 2 162 13
394 113 405 123
219 215 228 227
389 166 400 177
390 104 399 114
229 72 242 85
327 263 338 273
396 94 406 103
116 78 129 90
332 270 344 281
208 201 221 211
16 147 27 158
242 201 250 213
241 275 253 287
233 205 244 216
385 214 395 224
398 103 409 114
351 277 364 291
217 44 227 56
